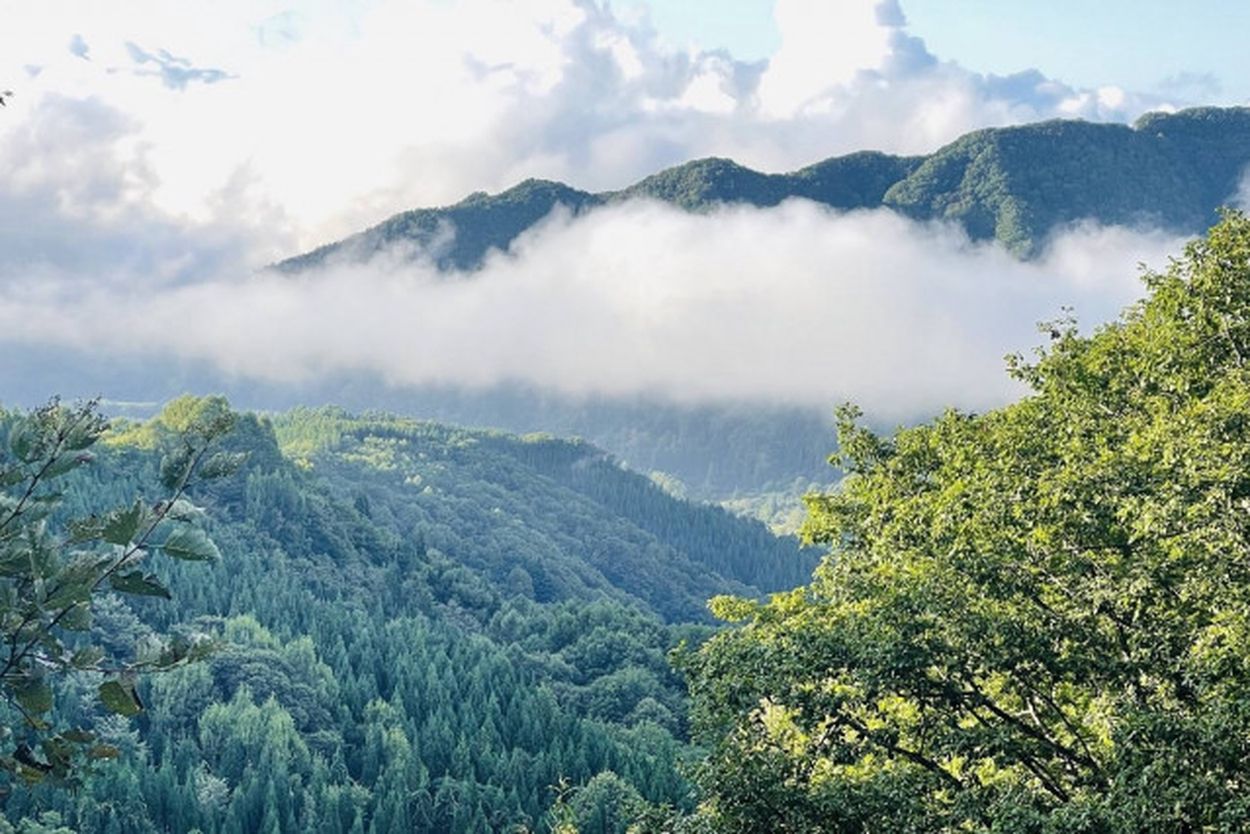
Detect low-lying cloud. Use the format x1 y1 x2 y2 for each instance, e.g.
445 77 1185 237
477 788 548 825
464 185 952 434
1236 168 1250 211
0 200 1187 421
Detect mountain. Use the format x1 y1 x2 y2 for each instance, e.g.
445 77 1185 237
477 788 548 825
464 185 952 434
268 405 819 617
1 398 816 832
278 180 603 273
0 354 838 503
276 106 1250 270
887 107 1250 253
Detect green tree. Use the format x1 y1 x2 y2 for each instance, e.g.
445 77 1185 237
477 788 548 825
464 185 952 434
570 771 643 834
0 397 237 788
681 212 1250 832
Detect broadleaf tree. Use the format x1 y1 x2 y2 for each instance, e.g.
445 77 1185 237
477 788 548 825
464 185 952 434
0 396 238 788
678 211 1250 832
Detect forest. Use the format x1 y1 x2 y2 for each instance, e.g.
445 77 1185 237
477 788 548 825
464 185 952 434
3 213 1250 832
0 393 812 832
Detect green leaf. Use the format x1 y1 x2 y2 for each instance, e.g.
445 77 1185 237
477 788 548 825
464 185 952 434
164 498 204 522
109 571 171 599
15 764 47 785
35 632 64 661
98 680 142 717
13 744 51 783
101 501 144 546
60 603 92 632
43 452 92 479
63 421 99 451
66 516 105 543
43 577 92 610
13 678 53 715
160 526 220 562
158 448 193 491
40 737 72 777
70 647 105 669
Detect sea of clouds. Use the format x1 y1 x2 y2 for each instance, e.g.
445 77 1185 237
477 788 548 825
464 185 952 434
0 196 1187 419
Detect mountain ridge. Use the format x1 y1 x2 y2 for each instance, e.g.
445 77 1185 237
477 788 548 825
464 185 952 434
276 105 1250 271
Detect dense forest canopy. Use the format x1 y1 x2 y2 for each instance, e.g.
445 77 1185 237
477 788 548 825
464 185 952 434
0 400 813 833
679 211 1250 832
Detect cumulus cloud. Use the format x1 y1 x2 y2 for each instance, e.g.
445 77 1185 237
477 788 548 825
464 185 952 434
0 0 1187 257
0 201 1187 420
0 94 282 287
755 0 900 116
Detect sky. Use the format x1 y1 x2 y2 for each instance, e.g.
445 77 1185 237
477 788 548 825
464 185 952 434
4 0 1240 256
0 0 1244 418
648 0 1250 103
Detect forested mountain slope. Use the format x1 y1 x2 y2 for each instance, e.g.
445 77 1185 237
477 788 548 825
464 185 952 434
267 387 838 503
887 107 1250 253
277 106 1250 270
0 358 839 502
1 401 814 833
270 407 818 614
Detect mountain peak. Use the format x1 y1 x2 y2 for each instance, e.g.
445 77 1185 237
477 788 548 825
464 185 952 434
614 157 784 210
275 106 1250 270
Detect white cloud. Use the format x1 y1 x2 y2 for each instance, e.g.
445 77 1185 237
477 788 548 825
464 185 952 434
0 94 278 285
0 0 1205 420
755 0 898 117
0 0 1179 260
1236 168 1250 211
0 201 1187 421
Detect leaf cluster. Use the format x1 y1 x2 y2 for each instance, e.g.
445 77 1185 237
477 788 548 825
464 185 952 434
0 397 237 787
682 212 1250 832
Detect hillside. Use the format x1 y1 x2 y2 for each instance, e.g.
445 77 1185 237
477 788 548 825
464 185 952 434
277 180 603 273
0 399 816 832
269 406 818 615
886 107 1250 253
276 106 1250 270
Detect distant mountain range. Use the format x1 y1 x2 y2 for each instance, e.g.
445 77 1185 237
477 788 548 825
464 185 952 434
278 106 1250 271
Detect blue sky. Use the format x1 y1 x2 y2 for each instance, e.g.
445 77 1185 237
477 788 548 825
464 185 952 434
644 0 779 60
648 0 1250 103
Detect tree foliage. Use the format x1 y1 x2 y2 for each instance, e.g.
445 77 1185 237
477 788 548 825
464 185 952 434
0 397 236 789
681 212 1250 832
